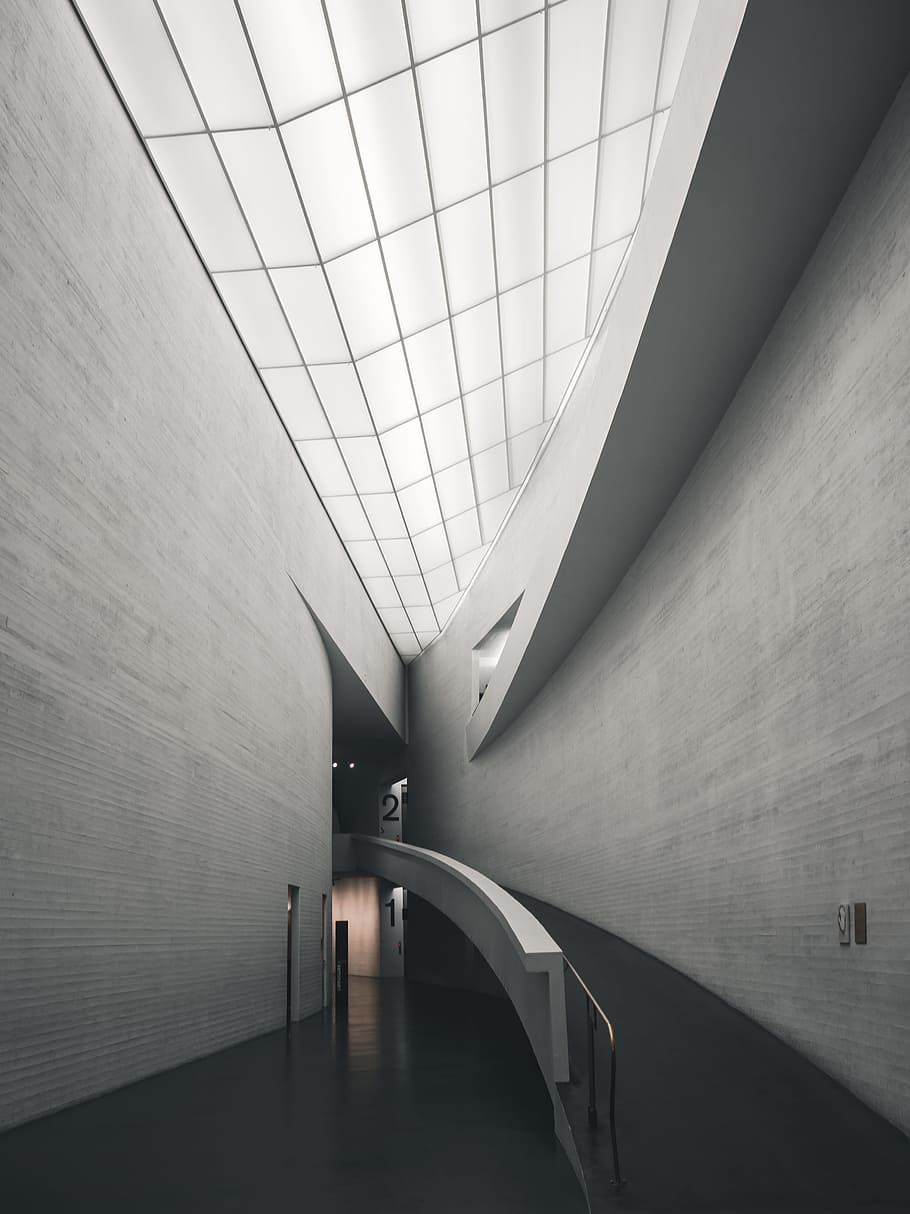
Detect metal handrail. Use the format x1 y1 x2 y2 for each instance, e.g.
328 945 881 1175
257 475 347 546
563 956 625 1190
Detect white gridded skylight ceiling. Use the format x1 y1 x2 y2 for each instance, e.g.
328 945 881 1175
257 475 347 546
77 0 698 662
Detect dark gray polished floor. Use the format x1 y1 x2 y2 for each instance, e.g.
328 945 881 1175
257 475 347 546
515 891 910 1213
0 977 583 1213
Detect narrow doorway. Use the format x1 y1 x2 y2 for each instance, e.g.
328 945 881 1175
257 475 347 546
287 884 300 1025
321 892 328 1007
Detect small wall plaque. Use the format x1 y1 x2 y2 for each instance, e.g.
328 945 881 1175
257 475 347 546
853 902 867 945
837 902 851 945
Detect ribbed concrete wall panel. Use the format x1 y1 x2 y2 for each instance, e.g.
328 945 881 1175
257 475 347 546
408 79 910 1133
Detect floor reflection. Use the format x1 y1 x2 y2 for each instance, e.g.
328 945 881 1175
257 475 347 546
0 976 583 1214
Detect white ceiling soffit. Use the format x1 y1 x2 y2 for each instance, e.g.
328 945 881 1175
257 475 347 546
75 0 698 662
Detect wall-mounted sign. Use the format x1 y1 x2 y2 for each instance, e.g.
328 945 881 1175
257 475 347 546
837 903 851 945
378 780 406 841
380 882 404 979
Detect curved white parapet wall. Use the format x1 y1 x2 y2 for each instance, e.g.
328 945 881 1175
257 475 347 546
332 833 585 1204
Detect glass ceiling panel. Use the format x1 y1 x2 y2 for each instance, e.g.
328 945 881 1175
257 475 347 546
362 575 404 608
434 589 461 625
157 0 270 130
270 267 349 363
408 603 440 632
435 461 476 520
362 493 409 539
602 0 667 132
473 443 511 504
380 418 432 490
338 435 393 495
324 495 373 542
594 119 651 248
239 0 340 123
412 526 451 575
406 0 476 62
438 193 497 314
77 0 203 136
425 563 459 603
261 367 330 440
482 14 545 184
453 299 502 393
282 103 374 259
308 363 373 437
379 606 414 634
547 144 598 270
492 168 544 291
380 538 421 577
381 219 448 337
446 508 483 559
297 438 355 496
454 547 487 588
215 128 317 267
499 278 543 374
326 0 411 92
79 0 696 659
357 344 418 432
398 478 444 536
464 382 507 456
547 0 608 159
395 575 431 607
546 257 589 353
349 73 432 235
423 400 470 473
504 362 544 436
479 0 540 35
326 243 398 358
418 43 488 210
148 135 259 272
405 323 460 412
213 270 299 366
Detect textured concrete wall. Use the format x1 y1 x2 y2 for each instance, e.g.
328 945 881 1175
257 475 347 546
0 0 394 1129
408 79 910 1132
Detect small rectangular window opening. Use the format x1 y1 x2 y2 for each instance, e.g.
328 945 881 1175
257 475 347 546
471 595 521 713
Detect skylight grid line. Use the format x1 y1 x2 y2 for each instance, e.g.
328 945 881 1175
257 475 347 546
402 0 490 547
231 0 427 652
320 0 457 636
584 0 614 335
474 0 512 493
540 1 552 458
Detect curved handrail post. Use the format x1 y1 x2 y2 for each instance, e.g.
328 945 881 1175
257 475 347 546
563 956 625 1191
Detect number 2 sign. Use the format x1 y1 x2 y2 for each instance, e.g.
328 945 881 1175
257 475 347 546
378 781 405 841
